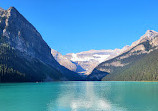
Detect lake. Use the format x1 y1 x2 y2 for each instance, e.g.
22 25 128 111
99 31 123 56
0 81 158 111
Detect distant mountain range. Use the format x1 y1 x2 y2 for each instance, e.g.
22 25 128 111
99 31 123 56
0 7 83 82
88 30 158 81
1 7 158 82
51 49 77 72
52 29 158 81
52 47 129 75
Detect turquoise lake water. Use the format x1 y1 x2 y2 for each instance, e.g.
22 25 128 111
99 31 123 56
0 81 158 111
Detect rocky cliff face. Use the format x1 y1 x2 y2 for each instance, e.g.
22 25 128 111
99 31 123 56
0 7 83 82
51 46 129 75
89 30 158 81
64 47 129 75
0 7 57 65
51 49 77 71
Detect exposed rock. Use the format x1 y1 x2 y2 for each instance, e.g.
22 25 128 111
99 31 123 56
51 49 77 71
0 7 83 82
64 46 129 75
89 30 158 81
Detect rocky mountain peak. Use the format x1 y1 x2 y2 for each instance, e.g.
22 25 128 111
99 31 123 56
7 7 19 16
0 7 5 16
90 30 158 81
7 7 17 12
0 7 54 65
142 30 158 39
0 6 83 81
131 30 158 48
0 7 4 11
0 7 18 17
145 30 157 35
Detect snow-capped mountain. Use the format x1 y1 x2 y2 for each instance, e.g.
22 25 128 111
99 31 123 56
64 47 129 75
52 46 129 75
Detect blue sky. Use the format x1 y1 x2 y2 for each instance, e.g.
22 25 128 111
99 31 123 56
1 0 158 54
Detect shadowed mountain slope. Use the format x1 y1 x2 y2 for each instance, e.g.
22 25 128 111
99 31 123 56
0 7 83 82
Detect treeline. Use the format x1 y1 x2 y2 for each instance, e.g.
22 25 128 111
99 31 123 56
0 43 62 82
0 44 26 82
103 49 158 81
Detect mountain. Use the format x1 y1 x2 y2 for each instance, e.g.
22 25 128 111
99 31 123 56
89 30 158 81
64 47 129 75
0 7 83 82
51 49 77 71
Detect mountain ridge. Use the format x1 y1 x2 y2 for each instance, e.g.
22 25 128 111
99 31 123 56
0 7 83 82
88 30 158 81
52 46 129 75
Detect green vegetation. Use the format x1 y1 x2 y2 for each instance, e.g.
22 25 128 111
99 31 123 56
0 43 62 82
102 49 158 81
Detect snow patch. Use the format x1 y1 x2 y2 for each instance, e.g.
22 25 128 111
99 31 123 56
71 53 94 62
71 53 110 63
93 54 110 63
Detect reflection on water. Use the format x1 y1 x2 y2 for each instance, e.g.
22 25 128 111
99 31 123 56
0 82 158 111
48 82 113 111
47 82 158 111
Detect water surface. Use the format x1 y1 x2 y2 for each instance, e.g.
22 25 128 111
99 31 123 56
0 81 158 111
